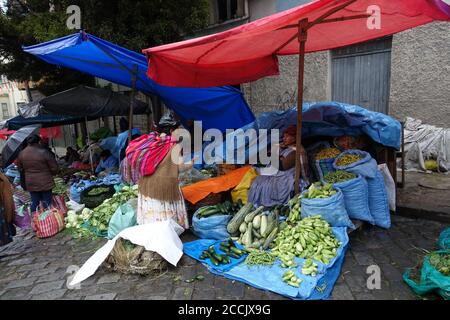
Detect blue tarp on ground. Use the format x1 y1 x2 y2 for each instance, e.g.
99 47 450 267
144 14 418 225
23 32 255 132
184 227 349 300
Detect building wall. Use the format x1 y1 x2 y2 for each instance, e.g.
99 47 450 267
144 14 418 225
243 1 450 126
389 21 450 126
244 0 329 115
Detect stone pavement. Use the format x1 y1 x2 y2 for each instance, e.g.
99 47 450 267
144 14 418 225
0 215 447 300
397 171 450 223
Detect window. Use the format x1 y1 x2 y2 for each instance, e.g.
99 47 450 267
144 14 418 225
2 103 9 119
209 0 246 25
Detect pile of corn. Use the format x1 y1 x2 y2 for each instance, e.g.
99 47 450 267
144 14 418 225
336 154 362 166
315 148 341 160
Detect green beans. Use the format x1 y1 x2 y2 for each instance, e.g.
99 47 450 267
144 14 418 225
245 250 276 266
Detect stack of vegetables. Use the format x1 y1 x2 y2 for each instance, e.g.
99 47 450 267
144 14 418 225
53 177 68 196
271 215 341 265
301 182 337 199
323 170 356 184
287 196 301 222
65 185 138 238
196 200 244 218
315 148 341 160
335 154 362 166
227 204 279 250
199 239 246 266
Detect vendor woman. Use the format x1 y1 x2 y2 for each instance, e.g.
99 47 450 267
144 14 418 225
248 125 310 207
95 150 119 175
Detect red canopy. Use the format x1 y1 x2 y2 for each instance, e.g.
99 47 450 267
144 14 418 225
143 0 450 88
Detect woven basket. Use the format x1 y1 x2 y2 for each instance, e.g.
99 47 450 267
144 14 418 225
217 164 237 176
105 238 168 276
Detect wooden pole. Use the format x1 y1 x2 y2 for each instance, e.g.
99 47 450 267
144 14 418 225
294 19 309 195
127 65 138 179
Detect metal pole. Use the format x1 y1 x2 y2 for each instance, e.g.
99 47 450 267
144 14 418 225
294 19 308 195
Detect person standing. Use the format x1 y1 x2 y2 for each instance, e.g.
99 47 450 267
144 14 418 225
17 135 58 213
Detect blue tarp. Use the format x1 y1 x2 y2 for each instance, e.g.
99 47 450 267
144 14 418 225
184 227 349 300
23 32 255 132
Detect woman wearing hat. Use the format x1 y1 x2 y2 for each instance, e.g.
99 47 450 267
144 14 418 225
248 125 310 207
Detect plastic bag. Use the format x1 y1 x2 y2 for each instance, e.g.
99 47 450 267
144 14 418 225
378 164 396 211
66 200 85 214
333 150 378 179
366 171 391 229
301 188 355 229
107 199 138 240
192 207 231 240
231 167 258 204
403 250 450 300
333 175 374 224
437 228 450 250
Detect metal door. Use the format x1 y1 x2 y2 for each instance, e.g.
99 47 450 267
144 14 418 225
331 37 392 114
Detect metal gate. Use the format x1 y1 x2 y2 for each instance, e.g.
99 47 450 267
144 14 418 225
331 37 392 114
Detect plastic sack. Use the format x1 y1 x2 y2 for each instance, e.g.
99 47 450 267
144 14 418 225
107 199 138 240
333 175 374 224
301 188 355 229
99 136 118 153
366 171 391 229
192 207 231 240
403 250 450 300
378 164 396 211
314 158 336 182
231 167 258 204
437 228 450 250
14 204 32 230
333 150 378 179
66 200 85 214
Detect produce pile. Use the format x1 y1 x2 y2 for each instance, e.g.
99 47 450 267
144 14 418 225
53 177 68 196
301 182 337 199
323 170 356 184
199 239 246 266
245 249 276 266
428 251 449 276
287 196 301 222
282 270 302 287
335 154 362 166
87 186 111 196
271 215 341 265
315 148 341 160
228 204 279 250
196 200 244 219
65 185 138 238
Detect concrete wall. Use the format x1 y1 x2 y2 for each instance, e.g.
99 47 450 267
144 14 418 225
389 21 450 126
244 0 329 115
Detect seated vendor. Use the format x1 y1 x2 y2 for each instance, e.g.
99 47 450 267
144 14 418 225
95 150 119 175
63 147 80 165
248 125 310 207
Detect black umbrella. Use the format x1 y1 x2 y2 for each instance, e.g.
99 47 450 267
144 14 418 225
1 125 41 168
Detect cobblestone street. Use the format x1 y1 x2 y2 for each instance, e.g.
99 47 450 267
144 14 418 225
0 215 446 300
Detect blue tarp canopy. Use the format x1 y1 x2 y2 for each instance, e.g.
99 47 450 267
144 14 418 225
23 32 255 132
6 114 97 130
193 101 401 166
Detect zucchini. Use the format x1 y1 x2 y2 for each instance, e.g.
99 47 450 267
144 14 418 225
262 227 279 250
244 206 265 223
209 256 220 266
230 246 243 256
262 214 278 238
252 214 262 229
227 252 241 259
242 222 253 247
239 222 247 233
227 203 254 234
260 214 268 236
